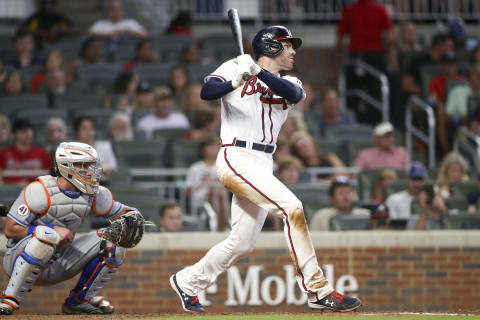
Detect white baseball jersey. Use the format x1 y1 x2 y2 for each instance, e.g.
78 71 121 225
176 59 334 303
206 59 305 146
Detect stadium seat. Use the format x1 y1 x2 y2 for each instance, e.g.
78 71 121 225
316 139 348 165
444 197 469 212
132 63 173 86
170 139 202 168
153 35 194 63
290 183 330 204
442 214 480 229
76 64 123 94
329 214 370 231
152 128 190 141
45 36 88 61
450 181 478 198
0 185 24 205
325 124 373 142
187 64 220 83
114 140 169 169
55 94 105 111
110 186 160 203
0 94 49 118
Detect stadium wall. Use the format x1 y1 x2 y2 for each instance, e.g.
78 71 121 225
0 231 479 314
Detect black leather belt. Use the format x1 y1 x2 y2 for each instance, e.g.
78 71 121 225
235 140 274 154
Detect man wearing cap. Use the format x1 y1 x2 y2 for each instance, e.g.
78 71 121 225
354 122 410 170
136 86 190 139
310 176 370 231
386 162 447 229
0 119 52 185
134 79 155 110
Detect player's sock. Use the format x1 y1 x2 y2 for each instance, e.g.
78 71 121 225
66 245 123 305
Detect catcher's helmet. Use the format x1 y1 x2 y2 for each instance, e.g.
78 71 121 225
252 26 302 59
55 142 102 194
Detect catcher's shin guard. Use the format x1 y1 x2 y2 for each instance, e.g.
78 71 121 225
1 226 59 314
65 242 125 308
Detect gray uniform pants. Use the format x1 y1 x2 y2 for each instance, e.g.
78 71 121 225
3 232 102 286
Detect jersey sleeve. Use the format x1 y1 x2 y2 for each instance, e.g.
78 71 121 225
7 189 39 227
91 186 127 219
204 59 236 83
282 75 306 106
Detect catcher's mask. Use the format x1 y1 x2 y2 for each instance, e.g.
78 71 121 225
55 142 102 194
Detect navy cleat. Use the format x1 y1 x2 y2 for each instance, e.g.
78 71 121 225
308 290 361 312
169 274 204 314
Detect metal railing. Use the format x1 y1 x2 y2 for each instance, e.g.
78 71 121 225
166 0 480 22
338 59 390 122
405 95 436 170
454 126 480 169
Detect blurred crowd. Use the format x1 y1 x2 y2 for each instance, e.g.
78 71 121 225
0 0 478 233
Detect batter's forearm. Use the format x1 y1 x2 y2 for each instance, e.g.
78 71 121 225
256 70 303 104
201 78 234 100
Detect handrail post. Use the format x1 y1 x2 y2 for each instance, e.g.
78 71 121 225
339 65 346 111
380 74 390 122
339 59 390 123
405 96 436 170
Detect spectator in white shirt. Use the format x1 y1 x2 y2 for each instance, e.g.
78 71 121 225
386 161 446 229
186 136 228 230
309 176 370 231
137 86 190 139
89 0 148 39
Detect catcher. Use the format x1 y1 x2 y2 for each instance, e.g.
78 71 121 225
0 141 147 315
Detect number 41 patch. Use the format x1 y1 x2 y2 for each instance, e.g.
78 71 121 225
17 204 29 216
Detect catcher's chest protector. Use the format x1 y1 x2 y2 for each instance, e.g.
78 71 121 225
34 176 93 232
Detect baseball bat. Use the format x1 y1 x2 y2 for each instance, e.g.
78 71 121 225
228 8 251 81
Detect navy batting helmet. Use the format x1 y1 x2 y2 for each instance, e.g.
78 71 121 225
252 26 302 59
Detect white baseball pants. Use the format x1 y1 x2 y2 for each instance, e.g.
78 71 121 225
176 146 333 301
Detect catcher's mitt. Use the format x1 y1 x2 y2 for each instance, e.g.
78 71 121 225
99 211 150 248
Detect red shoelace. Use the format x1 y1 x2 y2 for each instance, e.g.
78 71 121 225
192 296 199 304
331 290 345 302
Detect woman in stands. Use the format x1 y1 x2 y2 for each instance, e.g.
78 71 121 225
436 151 470 199
31 49 68 93
168 65 189 106
2 71 24 96
71 37 105 79
290 131 345 182
104 71 138 113
123 38 160 71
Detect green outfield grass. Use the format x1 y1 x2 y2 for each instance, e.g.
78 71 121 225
144 314 480 320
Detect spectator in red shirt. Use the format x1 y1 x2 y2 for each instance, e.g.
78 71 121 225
337 0 394 125
0 119 52 185
429 53 464 155
31 49 65 94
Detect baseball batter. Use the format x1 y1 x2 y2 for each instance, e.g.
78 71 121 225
170 26 361 313
0 142 140 315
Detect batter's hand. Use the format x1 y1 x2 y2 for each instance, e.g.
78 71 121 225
236 54 261 75
54 226 74 244
232 71 247 89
